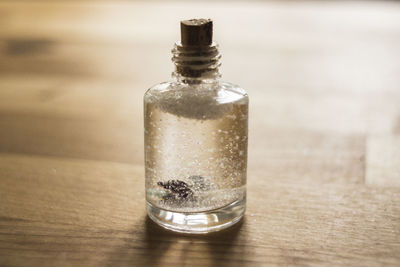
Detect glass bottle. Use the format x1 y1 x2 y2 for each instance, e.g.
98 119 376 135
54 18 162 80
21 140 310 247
144 19 248 233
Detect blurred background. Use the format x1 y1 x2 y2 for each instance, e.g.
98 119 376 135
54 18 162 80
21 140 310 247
1 0 399 185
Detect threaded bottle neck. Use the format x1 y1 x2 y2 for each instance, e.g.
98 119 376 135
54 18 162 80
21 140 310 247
171 41 221 83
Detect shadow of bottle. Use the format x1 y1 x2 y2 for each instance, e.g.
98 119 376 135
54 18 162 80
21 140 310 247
141 215 246 266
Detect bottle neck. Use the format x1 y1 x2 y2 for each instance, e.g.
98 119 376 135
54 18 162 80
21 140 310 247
171 41 221 84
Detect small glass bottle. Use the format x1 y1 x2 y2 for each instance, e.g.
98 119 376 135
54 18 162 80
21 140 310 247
144 19 248 233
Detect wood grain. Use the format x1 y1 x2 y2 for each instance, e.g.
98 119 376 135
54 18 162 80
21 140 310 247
1 1 400 266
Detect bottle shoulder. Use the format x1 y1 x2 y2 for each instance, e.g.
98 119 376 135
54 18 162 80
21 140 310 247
144 80 248 120
218 81 248 102
144 80 248 104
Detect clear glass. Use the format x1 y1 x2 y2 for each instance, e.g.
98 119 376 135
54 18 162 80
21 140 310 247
144 78 248 233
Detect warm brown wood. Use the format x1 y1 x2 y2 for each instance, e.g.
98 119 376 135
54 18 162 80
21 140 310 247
1 1 400 266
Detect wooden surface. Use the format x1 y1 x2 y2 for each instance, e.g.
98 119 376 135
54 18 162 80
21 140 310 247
1 1 400 266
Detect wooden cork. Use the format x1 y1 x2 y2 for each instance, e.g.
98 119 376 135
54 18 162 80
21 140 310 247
180 19 213 46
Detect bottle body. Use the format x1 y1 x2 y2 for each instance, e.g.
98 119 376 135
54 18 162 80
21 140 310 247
144 80 248 233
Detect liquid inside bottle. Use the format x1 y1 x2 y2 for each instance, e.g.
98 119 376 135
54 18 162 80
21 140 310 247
145 83 248 213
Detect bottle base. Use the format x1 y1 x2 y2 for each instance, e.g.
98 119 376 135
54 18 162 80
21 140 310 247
146 197 246 234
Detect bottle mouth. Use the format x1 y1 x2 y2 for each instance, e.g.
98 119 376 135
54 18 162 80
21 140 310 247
171 41 221 80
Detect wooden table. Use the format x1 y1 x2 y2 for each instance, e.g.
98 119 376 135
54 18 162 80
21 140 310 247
1 1 400 266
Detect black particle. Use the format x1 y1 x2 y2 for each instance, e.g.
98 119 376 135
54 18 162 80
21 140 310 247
157 180 194 201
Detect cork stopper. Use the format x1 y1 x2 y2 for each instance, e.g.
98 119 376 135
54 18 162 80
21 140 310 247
180 19 213 46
